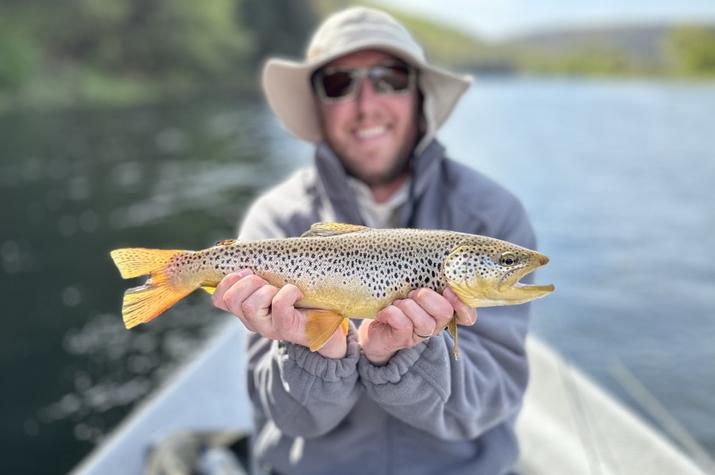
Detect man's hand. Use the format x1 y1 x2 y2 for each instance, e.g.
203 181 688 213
212 269 347 359
358 288 477 365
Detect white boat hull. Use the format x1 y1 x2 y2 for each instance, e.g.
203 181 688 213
73 318 708 475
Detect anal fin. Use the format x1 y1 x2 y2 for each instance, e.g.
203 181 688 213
305 309 347 352
201 285 217 295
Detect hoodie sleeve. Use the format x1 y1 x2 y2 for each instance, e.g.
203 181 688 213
246 326 362 438
358 197 535 440
238 190 362 438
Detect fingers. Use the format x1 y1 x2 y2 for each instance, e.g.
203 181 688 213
212 271 310 346
376 304 412 335
408 288 454 331
211 269 253 311
393 298 436 338
270 284 304 335
221 274 269 317
241 284 279 320
360 289 466 365
359 288 480 365
212 270 277 333
443 288 477 326
358 318 396 365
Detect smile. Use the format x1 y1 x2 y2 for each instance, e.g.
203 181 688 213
355 125 388 140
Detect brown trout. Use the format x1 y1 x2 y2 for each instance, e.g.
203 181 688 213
110 222 554 358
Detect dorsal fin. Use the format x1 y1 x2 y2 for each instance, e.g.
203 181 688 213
214 239 238 246
300 222 370 238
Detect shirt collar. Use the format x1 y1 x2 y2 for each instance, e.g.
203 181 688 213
346 176 410 228
314 138 445 226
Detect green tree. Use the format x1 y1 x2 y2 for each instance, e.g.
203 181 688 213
241 0 317 63
0 29 42 92
121 0 252 78
666 26 715 76
26 0 253 79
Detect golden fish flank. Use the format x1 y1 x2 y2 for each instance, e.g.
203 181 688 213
110 222 554 358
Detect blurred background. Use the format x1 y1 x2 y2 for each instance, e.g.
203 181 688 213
1 0 714 473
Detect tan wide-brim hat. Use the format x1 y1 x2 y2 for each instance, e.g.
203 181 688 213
262 7 473 143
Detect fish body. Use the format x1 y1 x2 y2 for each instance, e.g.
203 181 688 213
111 222 554 357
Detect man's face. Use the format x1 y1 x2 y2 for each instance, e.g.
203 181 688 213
315 50 420 187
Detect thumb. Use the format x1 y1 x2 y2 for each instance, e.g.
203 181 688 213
358 318 391 344
358 318 375 341
360 318 395 343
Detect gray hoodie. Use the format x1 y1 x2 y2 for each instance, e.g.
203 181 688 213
238 139 535 475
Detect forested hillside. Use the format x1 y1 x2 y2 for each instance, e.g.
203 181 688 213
1 1 714 112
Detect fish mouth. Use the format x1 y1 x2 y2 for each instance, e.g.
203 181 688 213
512 281 556 294
498 252 555 299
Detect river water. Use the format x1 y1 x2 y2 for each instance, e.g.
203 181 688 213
2 78 714 473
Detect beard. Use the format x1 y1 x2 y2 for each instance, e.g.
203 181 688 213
340 145 412 186
333 124 419 187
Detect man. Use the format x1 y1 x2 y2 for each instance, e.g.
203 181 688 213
212 7 537 475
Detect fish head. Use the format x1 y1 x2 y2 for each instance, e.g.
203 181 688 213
443 238 555 307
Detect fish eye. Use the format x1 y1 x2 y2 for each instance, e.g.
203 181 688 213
499 252 518 266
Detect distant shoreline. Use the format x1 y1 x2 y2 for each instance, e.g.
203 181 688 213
4 73 715 116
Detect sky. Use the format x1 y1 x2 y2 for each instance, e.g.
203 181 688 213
374 0 715 40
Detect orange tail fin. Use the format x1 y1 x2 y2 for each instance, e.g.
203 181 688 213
110 248 181 279
110 248 195 329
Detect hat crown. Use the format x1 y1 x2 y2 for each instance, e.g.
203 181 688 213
307 7 425 63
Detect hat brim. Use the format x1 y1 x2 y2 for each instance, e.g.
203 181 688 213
262 59 323 143
262 47 472 143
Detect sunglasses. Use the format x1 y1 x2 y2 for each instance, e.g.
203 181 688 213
312 63 416 103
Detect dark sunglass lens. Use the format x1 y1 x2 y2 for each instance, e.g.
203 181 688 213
320 71 355 98
371 65 411 93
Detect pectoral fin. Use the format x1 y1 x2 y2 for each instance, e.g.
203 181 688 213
301 222 369 238
305 310 348 351
448 318 460 360
447 281 482 308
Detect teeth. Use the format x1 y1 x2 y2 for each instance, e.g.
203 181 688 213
355 126 386 139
